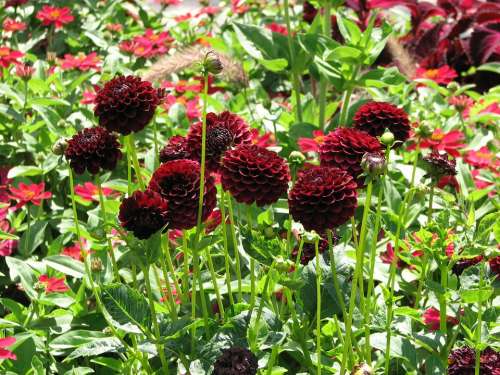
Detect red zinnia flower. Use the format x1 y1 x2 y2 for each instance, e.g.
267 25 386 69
449 95 474 114
187 111 252 172
9 182 52 209
119 190 169 240
417 129 465 157
380 243 410 269
298 130 325 153
0 47 23 68
65 127 122 175
422 307 459 331
60 52 101 71
464 147 494 169
251 129 276 148
319 128 382 183
39 274 69 293
94 76 164 135
148 159 217 230
159 135 190 163
2 18 26 32
36 6 74 29
0 337 16 360
414 65 458 85
221 144 290 206
15 64 34 79
74 182 116 202
61 239 88 261
353 101 411 143
266 23 288 35
0 221 17 257
289 166 357 233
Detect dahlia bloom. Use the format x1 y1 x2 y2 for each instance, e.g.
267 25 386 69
148 159 217 230
60 53 101 71
221 144 290 207
414 65 458 85
464 147 494 169
452 255 483 275
187 111 252 172
423 151 457 180
0 337 16 360
39 275 69 293
119 190 169 240
319 128 382 183
9 182 52 209
74 182 116 202
36 6 74 28
213 347 258 375
422 307 459 331
417 129 465 157
448 346 500 375
490 256 500 278
353 101 411 143
94 76 164 135
0 47 23 68
159 135 190 163
65 127 122 175
289 166 357 233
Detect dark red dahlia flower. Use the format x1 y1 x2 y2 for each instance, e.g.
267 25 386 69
448 346 500 375
302 1 318 23
119 190 168 240
186 111 252 172
159 135 190 163
289 166 357 233
213 347 258 375
489 256 500 278
423 151 457 180
221 144 289 206
94 75 164 135
148 159 216 230
353 102 411 143
452 255 483 275
319 128 382 183
65 127 122 175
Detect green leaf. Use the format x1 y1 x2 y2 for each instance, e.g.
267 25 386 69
44 255 85 278
477 62 500 75
7 165 44 178
258 58 288 72
29 97 70 106
66 338 122 361
359 67 406 88
336 14 362 45
5 256 37 299
330 46 362 63
460 288 493 304
20 221 48 256
50 330 108 350
101 283 151 330
0 230 18 240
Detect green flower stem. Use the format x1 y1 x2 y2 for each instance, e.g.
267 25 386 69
384 146 420 375
162 234 185 306
341 179 374 374
25 204 31 255
158 251 178 320
126 134 145 190
68 165 131 352
247 205 256 310
315 237 322 375
428 185 435 224
350 217 359 248
141 264 170 374
251 261 276 352
284 0 303 123
475 264 484 375
338 66 359 127
327 230 347 323
293 237 305 271
439 263 448 332
126 140 132 196
95 177 120 281
181 231 189 303
227 194 243 301
152 265 176 320
205 243 225 321
153 118 159 170
318 1 331 130
219 189 234 306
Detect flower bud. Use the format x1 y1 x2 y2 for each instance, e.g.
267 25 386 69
350 363 374 375
414 121 433 138
379 131 394 147
52 138 68 155
361 152 386 177
15 64 34 80
91 258 103 272
275 255 294 273
289 151 306 166
263 226 275 239
203 51 223 75
447 81 460 93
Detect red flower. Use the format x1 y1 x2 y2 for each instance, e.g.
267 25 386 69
437 175 459 191
15 64 34 79
187 111 252 172
449 95 474 114
148 160 217 230
266 23 288 35
452 255 483 275
0 337 16 360
61 240 88 261
251 129 276 148
380 243 411 269
448 346 500 375
65 127 122 175
74 182 116 202
106 23 123 32
204 209 222 234
39 274 69 293
298 130 325 153
221 144 290 206
423 307 459 331
289 166 357 233
9 182 52 209
489 256 500 278
417 129 465 157
36 6 74 29
464 147 494 169
0 47 23 68
319 128 382 183
414 65 458 85
4 0 27 8
119 190 169 240
80 89 97 105
94 75 164 135
2 18 26 32
353 101 411 143
159 136 191 163
0 221 17 257
423 151 457 180
291 237 329 266
60 52 101 71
